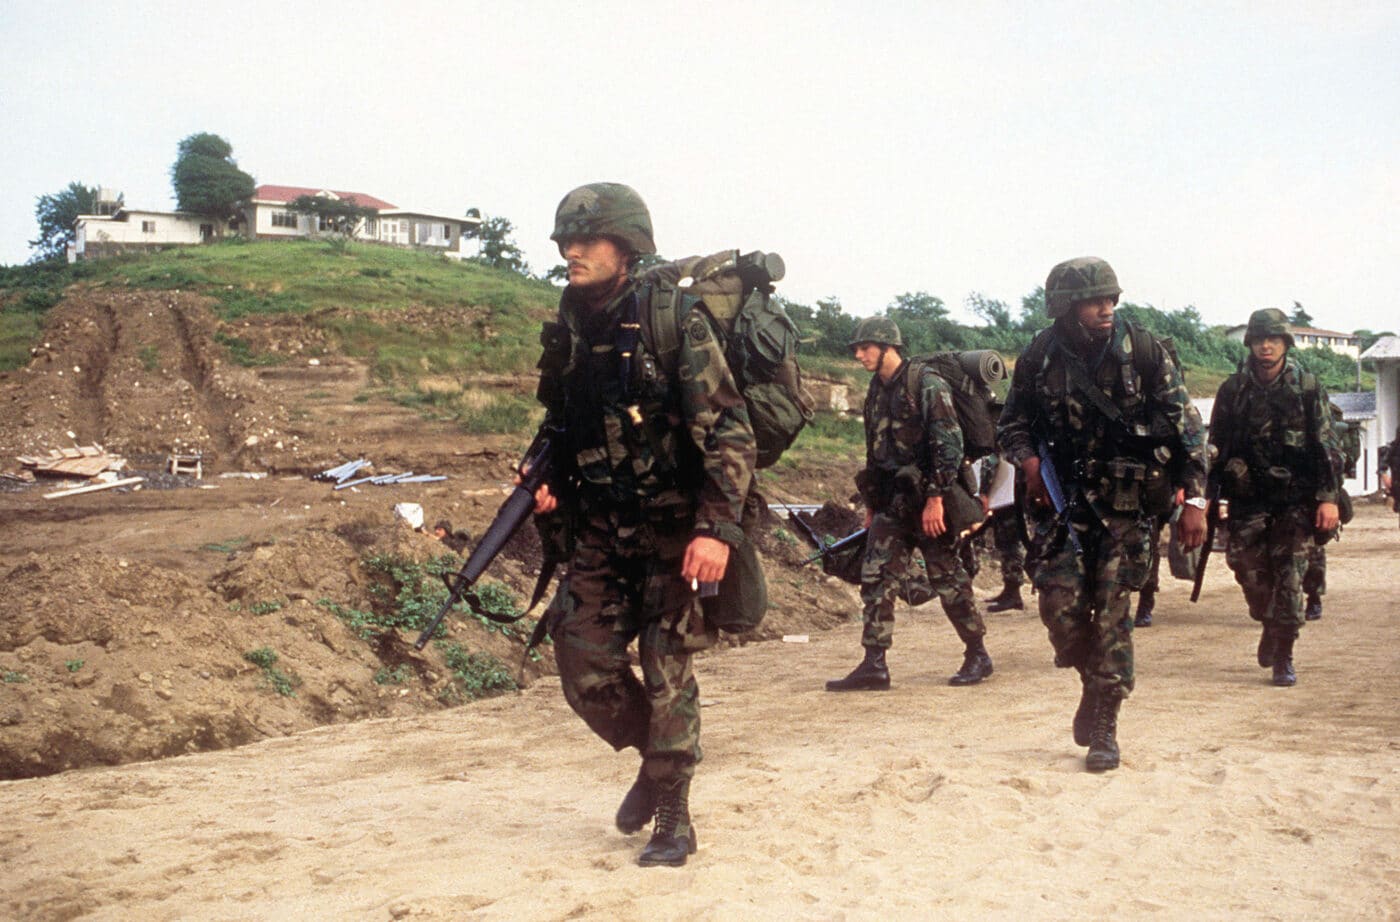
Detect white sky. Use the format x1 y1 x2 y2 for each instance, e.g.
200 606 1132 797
2 1 1397 332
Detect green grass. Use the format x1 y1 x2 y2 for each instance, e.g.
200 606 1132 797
436 642 517 700
242 647 299 697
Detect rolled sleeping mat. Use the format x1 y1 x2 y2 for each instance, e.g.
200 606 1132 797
959 350 1006 386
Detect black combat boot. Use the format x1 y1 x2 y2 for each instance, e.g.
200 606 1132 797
1085 693 1122 772
1134 588 1155 628
826 646 890 691
1073 677 1099 747
637 777 697 867
985 584 1024 613
949 639 994 686
615 763 658 835
1304 597 1323 621
1272 632 1297 687
1256 622 1276 668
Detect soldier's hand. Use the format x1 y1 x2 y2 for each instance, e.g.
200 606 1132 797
1315 501 1340 533
1178 504 1207 549
515 474 557 514
683 535 730 584
922 495 947 538
864 509 873 529
1023 456 1050 508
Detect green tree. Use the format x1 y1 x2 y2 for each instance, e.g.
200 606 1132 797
170 132 255 221
29 181 107 263
288 194 376 237
1289 300 1313 327
1016 286 1050 333
965 292 1012 330
474 215 530 274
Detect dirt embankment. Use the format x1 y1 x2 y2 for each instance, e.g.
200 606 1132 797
0 289 864 779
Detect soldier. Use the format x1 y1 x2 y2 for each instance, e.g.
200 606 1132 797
997 257 1207 772
1382 426 1400 518
980 453 1028 612
526 183 758 867
826 317 993 692
1209 308 1341 686
1302 404 1358 620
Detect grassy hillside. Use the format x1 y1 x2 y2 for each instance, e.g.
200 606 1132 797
0 239 561 374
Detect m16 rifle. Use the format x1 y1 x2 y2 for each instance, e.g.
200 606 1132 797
413 426 559 650
1189 483 1222 603
1036 440 1083 556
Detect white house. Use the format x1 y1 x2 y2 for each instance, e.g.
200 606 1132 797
70 207 219 261
1361 335 1400 478
244 185 481 257
1225 322 1360 360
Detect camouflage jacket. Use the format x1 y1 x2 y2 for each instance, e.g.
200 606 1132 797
856 358 964 509
537 277 756 547
1209 356 1341 507
997 316 1208 512
1381 426 1400 476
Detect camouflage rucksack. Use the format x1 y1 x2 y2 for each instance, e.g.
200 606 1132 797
638 249 815 468
899 350 1006 462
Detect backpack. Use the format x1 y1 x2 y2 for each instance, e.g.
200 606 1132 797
901 350 1005 462
638 249 815 468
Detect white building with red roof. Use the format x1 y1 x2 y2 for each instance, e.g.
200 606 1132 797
1224 321 1360 359
245 185 481 257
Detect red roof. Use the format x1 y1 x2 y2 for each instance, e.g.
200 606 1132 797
252 184 396 210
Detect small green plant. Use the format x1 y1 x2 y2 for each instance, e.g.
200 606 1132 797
2 670 29 684
213 331 282 367
248 599 284 616
242 647 299 697
374 664 412 685
138 345 161 371
772 527 798 548
65 659 85 673
437 642 516 700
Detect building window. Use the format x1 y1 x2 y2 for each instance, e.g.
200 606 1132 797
141 220 156 233
271 211 297 229
364 218 377 236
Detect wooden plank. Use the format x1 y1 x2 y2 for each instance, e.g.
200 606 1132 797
43 476 145 499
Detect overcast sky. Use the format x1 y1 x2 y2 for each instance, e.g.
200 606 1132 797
3 1 1397 333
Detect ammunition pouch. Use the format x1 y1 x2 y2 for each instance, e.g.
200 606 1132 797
1103 458 1147 514
1220 457 1253 501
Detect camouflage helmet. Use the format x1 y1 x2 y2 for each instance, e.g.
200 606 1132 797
1045 256 1123 319
848 316 903 349
549 182 656 256
1244 308 1295 348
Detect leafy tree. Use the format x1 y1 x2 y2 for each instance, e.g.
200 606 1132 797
288 194 375 237
170 132 254 221
1289 300 1313 327
29 181 108 263
474 215 529 274
966 292 1012 330
1016 286 1050 333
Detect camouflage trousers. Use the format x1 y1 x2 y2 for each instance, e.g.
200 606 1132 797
547 512 715 784
1303 544 1326 600
859 507 984 650
991 506 1026 589
1141 511 1171 594
1031 512 1152 696
1225 505 1311 631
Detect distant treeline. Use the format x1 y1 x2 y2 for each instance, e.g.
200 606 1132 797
777 288 1384 396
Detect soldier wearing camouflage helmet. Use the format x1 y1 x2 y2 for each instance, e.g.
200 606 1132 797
997 257 1208 772
1209 308 1342 686
826 316 995 692
527 182 758 867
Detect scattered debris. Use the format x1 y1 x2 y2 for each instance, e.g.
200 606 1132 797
782 635 810 643
316 459 370 483
219 472 269 480
17 444 127 479
43 476 146 499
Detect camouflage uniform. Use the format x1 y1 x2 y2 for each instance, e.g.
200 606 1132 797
1210 309 1341 685
978 454 1027 607
535 183 757 866
857 361 985 652
1302 405 1357 619
998 257 1207 772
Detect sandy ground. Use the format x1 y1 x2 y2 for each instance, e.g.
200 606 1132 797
3 504 1398 922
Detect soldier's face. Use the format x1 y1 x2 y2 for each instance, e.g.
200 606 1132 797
1073 297 1117 338
853 343 883 372
1250 335 1287 366
559 235 629 293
